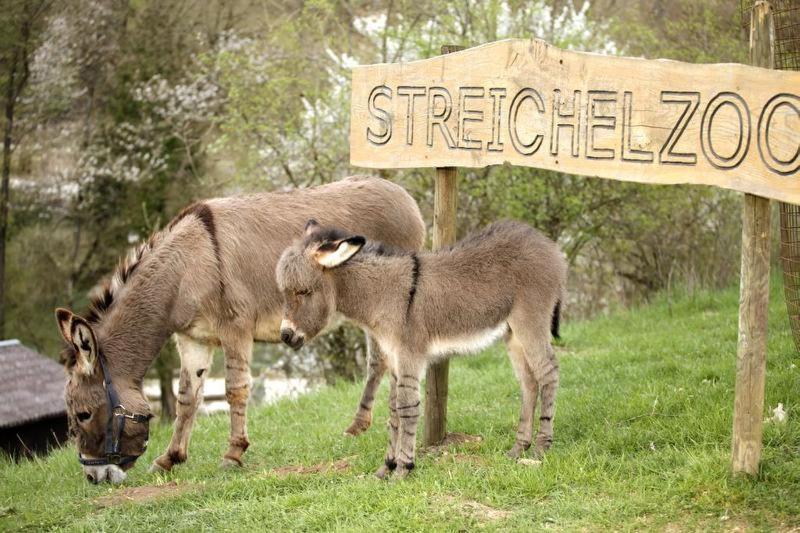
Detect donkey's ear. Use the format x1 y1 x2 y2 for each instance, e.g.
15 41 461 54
304 219 320 236
69 316 99 376
55 308 74 344
314 236 366 268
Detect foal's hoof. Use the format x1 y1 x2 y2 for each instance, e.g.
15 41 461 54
532 445 550 460
506 443 528 460
393 464 414 480
343 416 371 437
221 456 243 469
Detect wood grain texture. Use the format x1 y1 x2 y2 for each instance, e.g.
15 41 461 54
424 166 458 446
424 45 463 448
732 0 774 476
350 37 799 202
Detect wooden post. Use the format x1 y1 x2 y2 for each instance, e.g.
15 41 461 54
732 0 774 476
424 45 463 447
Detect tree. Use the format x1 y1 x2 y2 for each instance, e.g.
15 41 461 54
0 0 52 337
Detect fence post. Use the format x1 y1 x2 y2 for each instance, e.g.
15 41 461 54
732 0 774 475
424 44 464 447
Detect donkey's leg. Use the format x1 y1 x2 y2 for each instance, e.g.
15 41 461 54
531 343 559 457
151 335 213 472
221 335 254 468
505 333 539 459
375 370 399 479
392 361 424 479
344 332 387 436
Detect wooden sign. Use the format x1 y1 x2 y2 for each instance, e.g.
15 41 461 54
350 38 800 203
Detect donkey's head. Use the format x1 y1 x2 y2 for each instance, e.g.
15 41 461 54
55 308 152 484
276 220 365 349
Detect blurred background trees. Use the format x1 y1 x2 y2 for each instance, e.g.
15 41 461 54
0 0 749 397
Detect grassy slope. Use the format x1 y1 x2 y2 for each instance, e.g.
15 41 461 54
1 281 798 532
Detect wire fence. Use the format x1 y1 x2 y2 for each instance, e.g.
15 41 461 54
741 0 800 352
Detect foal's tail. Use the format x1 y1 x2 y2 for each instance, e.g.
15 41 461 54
551 300 561 339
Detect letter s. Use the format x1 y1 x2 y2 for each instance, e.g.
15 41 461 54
367 85 392 145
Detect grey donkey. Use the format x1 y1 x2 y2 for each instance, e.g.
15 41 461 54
276 219 567 479
54 176 424 483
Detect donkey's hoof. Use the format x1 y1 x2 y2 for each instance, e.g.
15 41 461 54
221 456 243 469
343 417 371 436
374 464 393 480
149 455 174 473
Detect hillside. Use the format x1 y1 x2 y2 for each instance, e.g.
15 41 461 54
1 281 798 531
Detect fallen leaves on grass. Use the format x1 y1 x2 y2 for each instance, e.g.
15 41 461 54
94 481 193 507
268 457 353 477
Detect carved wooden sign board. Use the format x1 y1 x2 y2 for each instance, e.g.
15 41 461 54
350 39 800 203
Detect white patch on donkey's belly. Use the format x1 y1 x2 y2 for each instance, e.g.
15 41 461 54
427 322 508 357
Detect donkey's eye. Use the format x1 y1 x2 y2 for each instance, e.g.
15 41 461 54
296 289 311 296
77 411 92 422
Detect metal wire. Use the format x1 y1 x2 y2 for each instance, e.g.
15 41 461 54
742 1 800 352
741 0 800 70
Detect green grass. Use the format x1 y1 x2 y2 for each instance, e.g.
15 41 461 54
2 280 799 531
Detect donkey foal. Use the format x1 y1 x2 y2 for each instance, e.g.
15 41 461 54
276 219 567 479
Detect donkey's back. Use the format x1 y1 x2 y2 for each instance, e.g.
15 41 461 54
413 220 566 345
201 175 425 330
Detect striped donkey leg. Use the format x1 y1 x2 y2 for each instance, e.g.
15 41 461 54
530 342 559 458
221 335 254 468
151 335 213 472
375 371 400 479
344 332 387 436
505 333 539 459
393 363 423 479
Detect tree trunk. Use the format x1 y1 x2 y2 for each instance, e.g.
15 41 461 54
155 349 178 423
0 53 18 340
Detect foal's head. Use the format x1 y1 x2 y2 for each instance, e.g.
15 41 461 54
55 309 152 484
275 220 366 349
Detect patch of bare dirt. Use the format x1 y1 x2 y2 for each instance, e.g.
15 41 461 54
268 457 353 477
94 481 193 507
422 432 483 456
442 495 512 522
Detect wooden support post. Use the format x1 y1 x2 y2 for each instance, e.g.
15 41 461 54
732 0 774 476
424 44 463 447
424 166 457 446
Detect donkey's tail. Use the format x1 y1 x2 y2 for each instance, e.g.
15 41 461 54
551 300 561 339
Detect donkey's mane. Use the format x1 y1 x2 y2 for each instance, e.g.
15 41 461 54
85 202 213 325
85 235 161 325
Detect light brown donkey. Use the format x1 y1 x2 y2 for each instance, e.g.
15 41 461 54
54 176 424 484
277 220 566 479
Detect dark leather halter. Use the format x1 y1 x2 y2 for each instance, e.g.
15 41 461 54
77 354 150 467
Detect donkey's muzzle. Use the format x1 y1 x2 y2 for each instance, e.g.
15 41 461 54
280 328 305 350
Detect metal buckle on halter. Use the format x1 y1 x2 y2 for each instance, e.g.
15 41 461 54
113 406 134 420
107 453 122 465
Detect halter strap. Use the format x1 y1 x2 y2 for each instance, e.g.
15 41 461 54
77 354 149 467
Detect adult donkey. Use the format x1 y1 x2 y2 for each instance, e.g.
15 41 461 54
55 176 424 484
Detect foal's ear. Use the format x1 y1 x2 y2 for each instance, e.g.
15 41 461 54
314 236 366 268
304 219 320 236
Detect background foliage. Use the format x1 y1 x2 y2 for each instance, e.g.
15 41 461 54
0 0 749 386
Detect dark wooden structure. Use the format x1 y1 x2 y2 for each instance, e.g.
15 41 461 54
0 340 68 459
